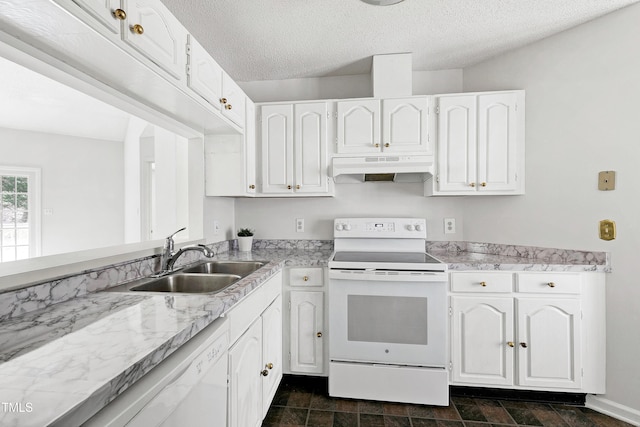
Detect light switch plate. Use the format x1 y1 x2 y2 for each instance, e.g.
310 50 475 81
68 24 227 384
599 219 616 241
598 171 616 191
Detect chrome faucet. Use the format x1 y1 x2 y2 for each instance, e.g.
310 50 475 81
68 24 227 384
159 227 215 274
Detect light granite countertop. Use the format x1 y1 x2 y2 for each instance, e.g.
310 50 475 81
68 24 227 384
0 244 607 426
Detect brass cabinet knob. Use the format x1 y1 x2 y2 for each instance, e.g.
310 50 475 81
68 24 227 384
317 332 323 338
130 24 144 35
113 8 127 20
303 276 309 281
470 183 476 187
480 281 487 287
287 185 292 190
481 182 487 187
261 369 269 376
296 185 301 190
225 104 233 110
249 184 255 190
548 282 556 288
520 342 528 348
374 143 380 148
507 341 515 347
219 98 228 104
384 143 390 148
266 363 274 370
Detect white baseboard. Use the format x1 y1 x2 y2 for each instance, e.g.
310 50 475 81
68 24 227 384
586 395 640 426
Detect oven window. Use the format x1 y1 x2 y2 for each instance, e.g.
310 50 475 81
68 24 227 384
347 295 429 345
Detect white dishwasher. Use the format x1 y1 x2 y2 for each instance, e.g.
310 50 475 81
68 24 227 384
84 317 229 427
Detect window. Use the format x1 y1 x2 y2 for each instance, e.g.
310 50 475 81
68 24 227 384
1 167 40 262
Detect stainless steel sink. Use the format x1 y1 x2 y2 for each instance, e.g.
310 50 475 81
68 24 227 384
182 261 266 277
129 273 241 294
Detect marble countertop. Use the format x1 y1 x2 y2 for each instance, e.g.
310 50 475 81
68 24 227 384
0 244 605 425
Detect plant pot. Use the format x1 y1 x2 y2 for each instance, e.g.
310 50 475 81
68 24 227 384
237 236 253 252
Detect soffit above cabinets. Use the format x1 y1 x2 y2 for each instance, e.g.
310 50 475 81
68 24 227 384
159 0 639 81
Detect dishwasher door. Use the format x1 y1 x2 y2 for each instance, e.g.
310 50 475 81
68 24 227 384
83 318 229 427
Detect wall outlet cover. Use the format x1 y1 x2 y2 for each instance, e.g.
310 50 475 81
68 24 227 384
444 218 456 234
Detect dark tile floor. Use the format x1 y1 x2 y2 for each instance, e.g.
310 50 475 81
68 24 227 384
263 376 632 427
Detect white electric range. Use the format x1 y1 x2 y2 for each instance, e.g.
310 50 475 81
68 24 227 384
328 217 449 406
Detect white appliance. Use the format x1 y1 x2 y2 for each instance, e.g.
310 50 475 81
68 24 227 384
84 318 229 427
331 155 433 183
328 218 449 406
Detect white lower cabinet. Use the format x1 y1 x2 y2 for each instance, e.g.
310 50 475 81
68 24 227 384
283 267 327 376
227 272 283 427
450 271 604 393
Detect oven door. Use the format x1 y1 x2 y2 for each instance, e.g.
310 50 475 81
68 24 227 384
329 269 447 367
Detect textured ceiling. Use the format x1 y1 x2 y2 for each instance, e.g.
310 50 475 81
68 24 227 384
160 0 639 82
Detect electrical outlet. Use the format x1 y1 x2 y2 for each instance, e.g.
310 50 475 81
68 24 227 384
213 220 220 235
444 218 456 234
296 218 304 233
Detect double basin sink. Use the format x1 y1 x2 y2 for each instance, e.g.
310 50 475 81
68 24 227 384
129 261 266 294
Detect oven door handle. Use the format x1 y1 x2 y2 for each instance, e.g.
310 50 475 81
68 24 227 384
329 269 447 282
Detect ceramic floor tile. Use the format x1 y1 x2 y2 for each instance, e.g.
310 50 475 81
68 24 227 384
306 409 333 427
333 411 358 427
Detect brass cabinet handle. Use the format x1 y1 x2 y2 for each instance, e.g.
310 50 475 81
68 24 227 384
261 369 269 376
113 8 127 20
480 281 487 287
384 143 390 148
219 98 228 104
520 342 528 348
249 184 255 190
470 183 476 187
507 341 515 347
130 24 144 35
374 143 380 148
481 182 487 187
548 282 556 288
303 276 309 281
296 185 301 190
317 332 323 338
225 104 233 110
267 363 273 370
287 185 292 190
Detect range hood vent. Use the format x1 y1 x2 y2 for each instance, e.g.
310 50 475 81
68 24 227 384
331 155 433 183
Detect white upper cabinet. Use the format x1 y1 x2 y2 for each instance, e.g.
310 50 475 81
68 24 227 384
336 97 431 155
260 102 330 196
71 0 122 33
121 0 187 80
221 73 247 128
186 35 223 109
429 90 524 196
382 97 432 154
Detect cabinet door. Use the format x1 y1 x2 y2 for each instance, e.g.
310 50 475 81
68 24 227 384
436 95 477 192
228 318 263 427
517 298 582 389
477 92 518 192
245 99 257 194
221 73 246 128
186 35 222 110
290 291 324 374
72 0 122 33
382 97 431 154
261 104 294 194
451 296 514 386
336 99 381 154
121 0 187 80
262 296 283 418
295 103 329 193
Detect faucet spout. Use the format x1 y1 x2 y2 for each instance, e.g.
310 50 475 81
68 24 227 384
165 244 215 272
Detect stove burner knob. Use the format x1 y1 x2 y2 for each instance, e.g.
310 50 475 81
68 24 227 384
416 224 424 231
336 223 344 231
344 224 352 231
407 224 415 231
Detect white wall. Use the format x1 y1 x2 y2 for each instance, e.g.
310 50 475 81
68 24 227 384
462 3 640 419
240 69 463 102
235 183 464 241
0 128 124 256
203 196 235 243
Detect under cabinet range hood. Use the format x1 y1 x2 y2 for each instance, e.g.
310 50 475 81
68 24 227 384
331 155 434 183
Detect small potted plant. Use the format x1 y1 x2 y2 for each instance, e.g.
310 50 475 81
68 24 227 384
237 228 254 252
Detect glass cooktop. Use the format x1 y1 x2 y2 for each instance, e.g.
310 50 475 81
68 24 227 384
332 251 443 264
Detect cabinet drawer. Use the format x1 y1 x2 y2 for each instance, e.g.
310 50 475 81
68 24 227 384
451 272 513 293
289 268 323 287
517 273 581 294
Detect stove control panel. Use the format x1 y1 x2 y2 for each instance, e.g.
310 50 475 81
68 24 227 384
334 218 427 239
